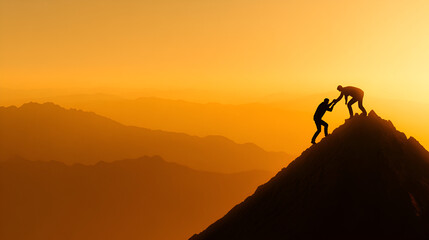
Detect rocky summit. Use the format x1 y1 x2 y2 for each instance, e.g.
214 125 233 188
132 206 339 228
190 111 429 240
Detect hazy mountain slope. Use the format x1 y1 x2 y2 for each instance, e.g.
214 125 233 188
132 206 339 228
190 111 429 240
0 156 273 240
4 92 429 156
0 102 290 173
15 95 310 154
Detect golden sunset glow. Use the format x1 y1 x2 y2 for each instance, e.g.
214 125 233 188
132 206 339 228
1 0 429 100
2 1 429 239
2 0 429 154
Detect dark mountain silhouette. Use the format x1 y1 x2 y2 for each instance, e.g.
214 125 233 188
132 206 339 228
0 156 272 240
0 102 290 173
190 111 429 240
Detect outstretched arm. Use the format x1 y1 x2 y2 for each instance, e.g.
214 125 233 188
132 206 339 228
327 101 336 111
335 93 343 102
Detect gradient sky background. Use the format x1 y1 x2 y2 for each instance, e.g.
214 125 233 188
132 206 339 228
1 0 429 103
2 2 429 238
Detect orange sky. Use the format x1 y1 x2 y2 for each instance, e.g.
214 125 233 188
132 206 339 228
1 0 429 102
2 0 429 155
3 2 429 238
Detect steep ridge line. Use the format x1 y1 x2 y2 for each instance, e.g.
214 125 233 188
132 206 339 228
190 111 429 240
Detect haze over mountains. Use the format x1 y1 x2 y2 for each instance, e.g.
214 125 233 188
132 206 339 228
0 156 273 240
0 102 289 173
3 94 311 154
5 91 429 156
3 96 429 239
191 112 429 239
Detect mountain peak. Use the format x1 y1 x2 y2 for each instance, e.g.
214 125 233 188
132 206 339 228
191 112 429 239
20 101 64 110
308 110 409 154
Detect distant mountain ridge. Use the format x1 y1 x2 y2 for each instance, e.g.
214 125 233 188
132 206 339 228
0 102 290 173
0 156 273 240
12 95 311 154
190 111 429 239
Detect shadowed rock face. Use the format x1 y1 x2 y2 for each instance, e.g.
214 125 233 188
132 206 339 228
190 111 429 240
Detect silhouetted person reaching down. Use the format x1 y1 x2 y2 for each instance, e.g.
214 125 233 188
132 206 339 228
334 85 367 119
311 98 336 144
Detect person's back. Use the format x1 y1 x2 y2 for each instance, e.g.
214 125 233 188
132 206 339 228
341 86 364 99
335 85 367 118
314 102 329 120
311 98 335 144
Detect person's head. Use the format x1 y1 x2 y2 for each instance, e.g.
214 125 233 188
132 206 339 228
324 98 329 103
337 85 343 91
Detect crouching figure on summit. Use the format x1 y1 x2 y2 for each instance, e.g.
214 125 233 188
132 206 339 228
311 98 336 144
334 85 367 119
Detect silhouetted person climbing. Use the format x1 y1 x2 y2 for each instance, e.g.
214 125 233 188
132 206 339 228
334 85 367 118
311 98 336 144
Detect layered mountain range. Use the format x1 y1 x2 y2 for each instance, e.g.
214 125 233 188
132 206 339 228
0 156 272 240
0 102 290 173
